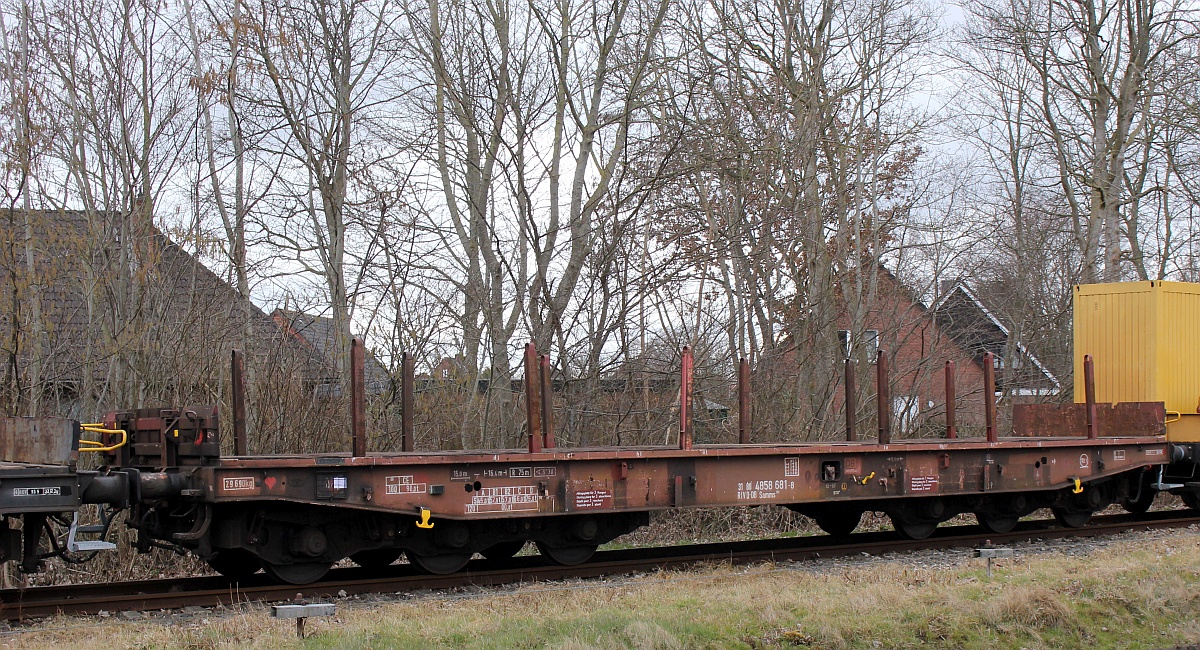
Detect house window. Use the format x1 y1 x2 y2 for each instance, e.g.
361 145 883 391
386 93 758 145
838 330 851 359
837 330 879 360
441 368 450 379
864 330 879 361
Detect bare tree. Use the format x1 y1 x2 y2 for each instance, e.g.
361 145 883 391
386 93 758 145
240 0 406 385
963 0 1200 283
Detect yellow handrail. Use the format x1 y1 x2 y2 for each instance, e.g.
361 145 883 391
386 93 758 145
78 424 128 453
1166 411 1182 424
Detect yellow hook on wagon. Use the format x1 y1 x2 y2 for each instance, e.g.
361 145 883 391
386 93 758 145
77 423 128 454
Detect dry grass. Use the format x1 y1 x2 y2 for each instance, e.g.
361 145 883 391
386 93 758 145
5 526 1200 649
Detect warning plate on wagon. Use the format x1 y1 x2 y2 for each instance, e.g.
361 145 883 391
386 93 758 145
909 475 938 492
573 490 613 509
13 487 60 497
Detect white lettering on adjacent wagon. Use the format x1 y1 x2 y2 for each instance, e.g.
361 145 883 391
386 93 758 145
13 487 60 497
386 475 427 495
465 485 539 514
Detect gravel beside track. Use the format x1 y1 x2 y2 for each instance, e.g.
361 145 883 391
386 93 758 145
2 510 1196 622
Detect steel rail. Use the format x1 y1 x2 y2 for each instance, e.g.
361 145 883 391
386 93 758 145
2 510 1196 621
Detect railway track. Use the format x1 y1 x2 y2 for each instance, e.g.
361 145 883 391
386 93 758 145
2 510 1196 622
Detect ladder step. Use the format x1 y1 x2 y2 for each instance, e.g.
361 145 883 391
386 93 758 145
68 540 116 552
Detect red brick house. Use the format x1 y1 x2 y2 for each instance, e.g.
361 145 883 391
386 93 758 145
829 270 1057 437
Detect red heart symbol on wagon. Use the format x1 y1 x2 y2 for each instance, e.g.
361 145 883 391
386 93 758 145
263 476 277 490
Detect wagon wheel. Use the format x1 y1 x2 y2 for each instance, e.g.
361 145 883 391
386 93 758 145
1052 508 1092 528
263 560 333 585
889 515 938 540
975 512 1019 534
535 541 597 566
1122 472 1157 515
207 548 262 581
1183 491 1200 510
350 548 403 569
811 510 862 538
479 541 527 561
407 552 472 575
1121 489 1156 515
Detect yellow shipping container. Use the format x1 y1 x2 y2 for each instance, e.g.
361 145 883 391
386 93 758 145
1074 280 1200 441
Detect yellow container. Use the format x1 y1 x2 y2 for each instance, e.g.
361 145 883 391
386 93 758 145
1074 280 1200 441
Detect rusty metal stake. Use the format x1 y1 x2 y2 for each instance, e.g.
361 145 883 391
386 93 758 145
845 358 857 442
351 338 367 457
877 349 891 444
738 357 751 444
984 351 997 443
540 354 555 449
231 349 247 456
945 360 957 439
524 343 542 453
680 346 693 450
1084 354 1098 439
401 351 414 452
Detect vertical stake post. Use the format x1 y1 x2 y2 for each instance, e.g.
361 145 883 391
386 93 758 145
877 349 891 444
1084 354 1098 439
984 351 997 443
680 346 693 450
845 358 857 442
524 343 542 453
231 349 247 456
738 357 751 444
401 351 414 452
945 360 957 439
351 338 367 457
540 354 555 449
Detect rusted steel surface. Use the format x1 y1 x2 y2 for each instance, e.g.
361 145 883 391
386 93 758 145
1013 402 1166 438
231 350 248 456
0 418 77 466
984 352 997 442
945 360 956 439
197 433 1168 521
524 343 542 453
844 359 856 442
679 346 693 451
540 354 555 449
738 358 751 445
876 350 890 444
351 338 367 457
1084 354 1098 439
401 352 414 452
106 406 220 468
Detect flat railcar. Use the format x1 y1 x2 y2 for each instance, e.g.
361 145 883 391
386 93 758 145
2 280 1199 585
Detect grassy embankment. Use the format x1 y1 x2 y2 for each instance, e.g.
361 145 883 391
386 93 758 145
10 526 1200 650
